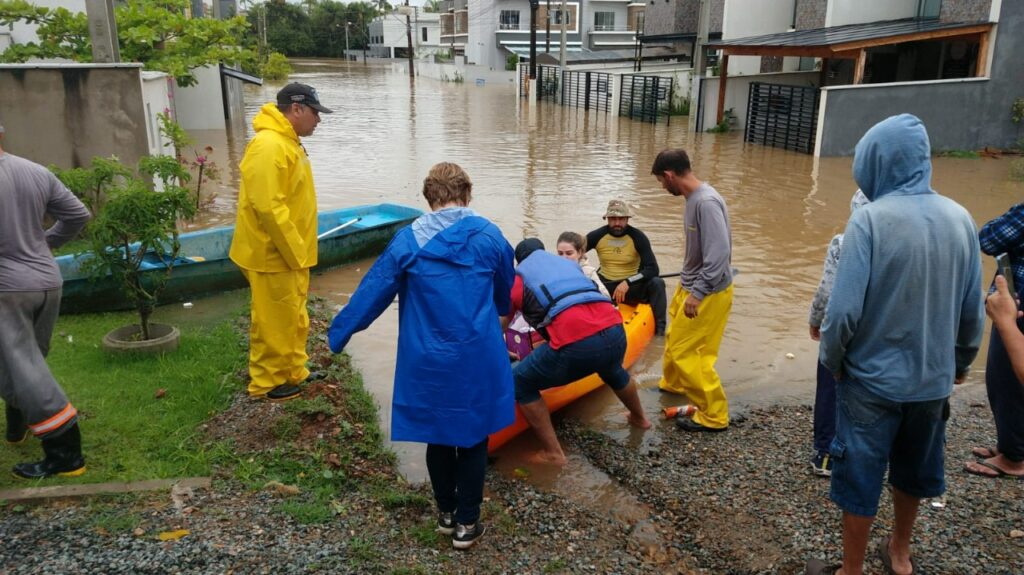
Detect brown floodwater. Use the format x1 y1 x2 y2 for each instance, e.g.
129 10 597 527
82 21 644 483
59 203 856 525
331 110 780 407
194 60 1022 499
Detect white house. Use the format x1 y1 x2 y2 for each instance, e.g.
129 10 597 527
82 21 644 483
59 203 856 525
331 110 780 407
369 10 443 58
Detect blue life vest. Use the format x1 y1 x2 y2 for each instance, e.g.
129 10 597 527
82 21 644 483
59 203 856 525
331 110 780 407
517 250 608 329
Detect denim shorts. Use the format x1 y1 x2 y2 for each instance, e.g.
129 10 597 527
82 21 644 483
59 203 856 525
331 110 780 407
829 379 950 517
513 324 629 403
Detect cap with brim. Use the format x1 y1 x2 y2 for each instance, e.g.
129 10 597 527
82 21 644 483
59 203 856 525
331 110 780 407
276 82 334 114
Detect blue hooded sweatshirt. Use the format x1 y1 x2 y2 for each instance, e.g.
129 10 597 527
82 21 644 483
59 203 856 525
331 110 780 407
328 208 516 447
819 114 984 402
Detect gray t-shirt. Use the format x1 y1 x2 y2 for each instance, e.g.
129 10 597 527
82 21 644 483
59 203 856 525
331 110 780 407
0 152 90 291
680 182 732 299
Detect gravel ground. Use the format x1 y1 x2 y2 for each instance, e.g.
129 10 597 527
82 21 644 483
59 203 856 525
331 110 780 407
1 301 1020 574
2 397 1020 574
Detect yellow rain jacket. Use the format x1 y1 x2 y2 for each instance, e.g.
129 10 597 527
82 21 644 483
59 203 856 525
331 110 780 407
230 103 319 396
229 103 318 272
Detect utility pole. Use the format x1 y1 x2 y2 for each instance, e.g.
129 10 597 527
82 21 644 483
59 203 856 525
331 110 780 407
689 0 711 134
558 0 566 68
344 22 350 58
405 1 415 78
529 0 538 79
545 0 550 53
84 0 120 63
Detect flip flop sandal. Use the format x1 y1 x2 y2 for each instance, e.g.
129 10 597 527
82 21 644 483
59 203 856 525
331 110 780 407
877 536 918 575
963 460 1024 480
971 446 999 458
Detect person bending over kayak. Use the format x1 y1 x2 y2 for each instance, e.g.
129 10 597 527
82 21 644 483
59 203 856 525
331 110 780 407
511 238 650 466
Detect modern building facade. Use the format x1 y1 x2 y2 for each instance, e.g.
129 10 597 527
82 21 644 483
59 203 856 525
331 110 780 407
439 0 644 69
369 10 443 59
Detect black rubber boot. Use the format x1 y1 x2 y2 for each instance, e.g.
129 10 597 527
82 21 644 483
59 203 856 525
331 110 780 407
12 423 86 479
5 404 28 444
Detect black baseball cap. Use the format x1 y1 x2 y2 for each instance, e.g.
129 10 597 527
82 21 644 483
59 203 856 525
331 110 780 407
276 83 334 114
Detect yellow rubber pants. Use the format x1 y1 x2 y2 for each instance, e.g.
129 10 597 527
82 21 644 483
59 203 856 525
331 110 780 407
242 268 311 397
659 284 733 429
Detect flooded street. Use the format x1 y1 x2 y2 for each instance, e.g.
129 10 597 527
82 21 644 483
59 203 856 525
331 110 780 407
200 59 1022 485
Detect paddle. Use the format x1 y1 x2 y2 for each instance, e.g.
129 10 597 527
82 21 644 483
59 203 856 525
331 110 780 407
659 266 740 279
317 217 361 240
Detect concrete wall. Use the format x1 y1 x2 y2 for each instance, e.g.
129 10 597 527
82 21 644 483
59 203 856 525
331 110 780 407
699 70 819 132
815 0 1022 155
0 64 150 169
825 0 916 27
722 0 796 76
941 0 992 23
794 0 827 29
171 65 225 131
140 71 173 158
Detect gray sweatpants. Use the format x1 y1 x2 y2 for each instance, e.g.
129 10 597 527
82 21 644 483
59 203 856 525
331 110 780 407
0 289 77 438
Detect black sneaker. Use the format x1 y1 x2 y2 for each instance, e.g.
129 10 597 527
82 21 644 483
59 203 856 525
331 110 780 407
265 384 302 402
452 522 486 550
436 512 455 535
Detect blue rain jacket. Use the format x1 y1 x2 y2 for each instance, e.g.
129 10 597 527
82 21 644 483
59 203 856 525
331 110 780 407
820 114 984 402
328 208 516 447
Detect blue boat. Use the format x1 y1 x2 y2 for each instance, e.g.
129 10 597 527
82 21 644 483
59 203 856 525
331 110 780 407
56 203 423 314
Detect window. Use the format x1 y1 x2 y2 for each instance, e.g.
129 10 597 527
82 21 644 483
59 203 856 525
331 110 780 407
422 27 428 42
499 10 520 30
551 9 566 25
917 0 941 19
594 11 615 31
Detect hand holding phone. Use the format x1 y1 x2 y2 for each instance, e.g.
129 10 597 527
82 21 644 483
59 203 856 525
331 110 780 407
996 253 1017 299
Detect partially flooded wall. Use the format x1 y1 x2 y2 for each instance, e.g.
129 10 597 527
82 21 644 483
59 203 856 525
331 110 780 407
0 64 149 169
816 0 1021 156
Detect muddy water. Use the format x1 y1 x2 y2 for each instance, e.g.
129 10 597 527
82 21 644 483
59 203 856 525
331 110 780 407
209 61 1021 496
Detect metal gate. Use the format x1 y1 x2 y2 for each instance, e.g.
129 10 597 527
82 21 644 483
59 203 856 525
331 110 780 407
619 75 672 124
537 65 560 103
561 70 612 112
744 82 820 154
519 63 529 98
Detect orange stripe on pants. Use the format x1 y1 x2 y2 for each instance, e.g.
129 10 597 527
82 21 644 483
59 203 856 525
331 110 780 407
242 268 311 396
658 284 732 429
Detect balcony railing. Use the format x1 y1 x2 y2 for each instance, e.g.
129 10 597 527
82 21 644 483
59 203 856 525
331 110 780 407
498 22 524 30
592 25 635 32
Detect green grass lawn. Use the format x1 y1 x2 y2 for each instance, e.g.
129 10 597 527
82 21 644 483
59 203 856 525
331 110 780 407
0 294 247 489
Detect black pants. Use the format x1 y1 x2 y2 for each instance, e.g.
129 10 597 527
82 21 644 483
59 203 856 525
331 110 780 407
600 276 667 334
425 437 488 525
986 323 1024 462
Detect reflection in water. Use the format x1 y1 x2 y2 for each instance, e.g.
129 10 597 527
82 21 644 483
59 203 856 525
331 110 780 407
214 61 1021 488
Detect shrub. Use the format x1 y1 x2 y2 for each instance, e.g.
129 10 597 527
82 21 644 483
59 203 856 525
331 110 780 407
261 52 293 82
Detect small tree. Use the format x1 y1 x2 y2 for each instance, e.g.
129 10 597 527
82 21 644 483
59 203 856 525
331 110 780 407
83 157 196 340
51 156 133 216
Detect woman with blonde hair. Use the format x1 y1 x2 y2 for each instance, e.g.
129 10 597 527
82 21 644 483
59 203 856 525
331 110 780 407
556 231 611 299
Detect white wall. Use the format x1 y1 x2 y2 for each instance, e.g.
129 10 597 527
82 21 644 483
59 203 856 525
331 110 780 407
6 0 86 46
170 65 225 131
722 0 796 76
140 71 172 159
699 70 819 132
825 0 917 27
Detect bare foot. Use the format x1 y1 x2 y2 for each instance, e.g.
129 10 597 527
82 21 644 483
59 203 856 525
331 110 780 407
964 454 1024 478
528 450 568 466
626 412 652 429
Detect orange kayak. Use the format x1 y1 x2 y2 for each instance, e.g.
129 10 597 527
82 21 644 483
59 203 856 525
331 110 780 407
488 303 655 453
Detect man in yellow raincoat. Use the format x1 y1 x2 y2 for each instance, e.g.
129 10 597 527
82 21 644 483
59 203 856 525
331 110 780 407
230 83 333 401
652 149 734 432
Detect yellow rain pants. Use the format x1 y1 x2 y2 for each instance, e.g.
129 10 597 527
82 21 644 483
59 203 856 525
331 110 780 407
242 268 311 396
659 284 733 429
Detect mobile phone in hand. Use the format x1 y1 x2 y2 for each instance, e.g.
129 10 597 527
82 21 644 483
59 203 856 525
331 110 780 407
995 253 1017 298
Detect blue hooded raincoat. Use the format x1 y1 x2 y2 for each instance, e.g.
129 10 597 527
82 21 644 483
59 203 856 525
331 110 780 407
328 208 516 447
819 114 984 402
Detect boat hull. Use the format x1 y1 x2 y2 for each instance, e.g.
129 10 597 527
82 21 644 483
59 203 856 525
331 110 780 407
57 203 422 314
488 303 655 453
